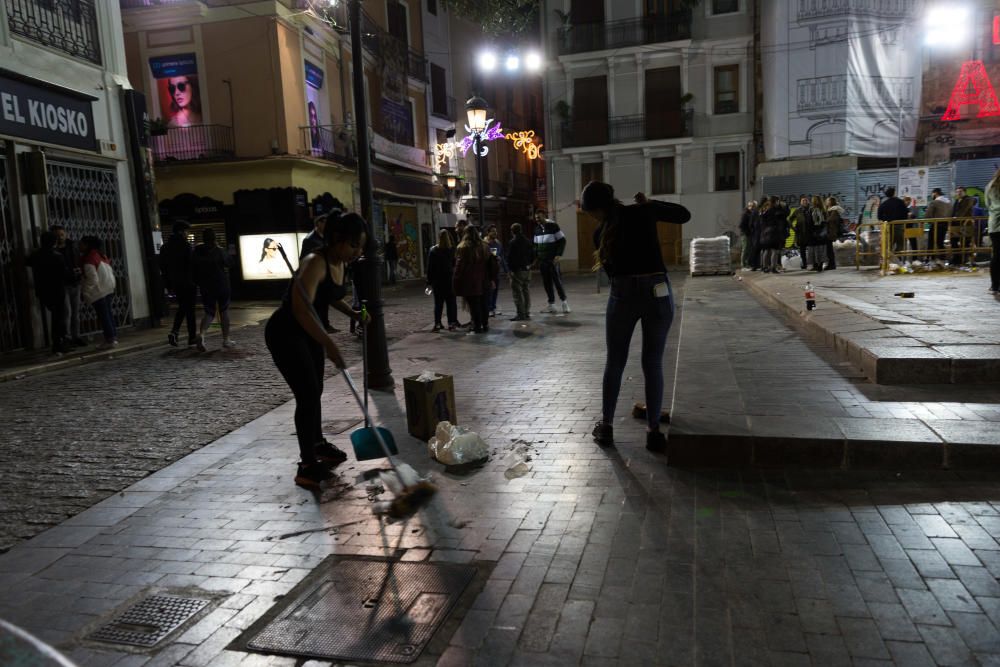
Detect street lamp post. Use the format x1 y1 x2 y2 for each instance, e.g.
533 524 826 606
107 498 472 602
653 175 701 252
465 96 489 229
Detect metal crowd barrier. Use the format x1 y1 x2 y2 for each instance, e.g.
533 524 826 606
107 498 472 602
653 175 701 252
854 217 989 273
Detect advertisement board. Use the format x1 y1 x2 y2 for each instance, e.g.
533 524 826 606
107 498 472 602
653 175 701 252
239 233 306 280
149 53 202 128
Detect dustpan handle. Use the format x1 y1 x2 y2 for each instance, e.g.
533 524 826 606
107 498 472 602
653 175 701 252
342 368 396 460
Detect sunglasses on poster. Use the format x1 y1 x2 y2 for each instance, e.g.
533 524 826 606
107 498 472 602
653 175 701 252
168 82 188 94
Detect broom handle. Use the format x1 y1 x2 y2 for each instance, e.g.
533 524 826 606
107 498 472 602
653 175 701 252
341 368 399 462
276 244 403 476
361 301 369 428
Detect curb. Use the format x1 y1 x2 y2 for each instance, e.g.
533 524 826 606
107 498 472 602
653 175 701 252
0 338 167 383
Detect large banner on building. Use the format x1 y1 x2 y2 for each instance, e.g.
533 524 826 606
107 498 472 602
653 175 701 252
149 54 202 128
762 1 922 159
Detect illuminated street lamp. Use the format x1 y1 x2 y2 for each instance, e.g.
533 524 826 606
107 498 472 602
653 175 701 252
466 96 489 229
446 174 458 190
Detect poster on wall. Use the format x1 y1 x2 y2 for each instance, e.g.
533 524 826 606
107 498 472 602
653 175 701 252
761 2 922 159
383 205 420 280
239 233 304 280
381 98 414 146
149 53 202 128
898 167 929 206
305 60 325 151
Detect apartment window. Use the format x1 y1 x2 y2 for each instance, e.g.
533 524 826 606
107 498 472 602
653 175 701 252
581 162 603 185
431 64 448 117
711 0 739 14
428 0 437 15
715 152 739 191
651 157 675 194
714 64 739 114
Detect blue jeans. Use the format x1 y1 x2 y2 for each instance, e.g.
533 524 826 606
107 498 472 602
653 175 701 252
92 294 117 342
602 274 675 430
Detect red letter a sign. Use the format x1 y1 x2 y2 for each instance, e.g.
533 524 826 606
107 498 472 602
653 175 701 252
941 60 1000 121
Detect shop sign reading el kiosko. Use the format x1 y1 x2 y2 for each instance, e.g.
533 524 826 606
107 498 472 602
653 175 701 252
0 70 97 152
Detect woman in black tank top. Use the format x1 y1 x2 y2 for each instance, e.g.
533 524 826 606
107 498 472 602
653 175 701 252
265 212 369 490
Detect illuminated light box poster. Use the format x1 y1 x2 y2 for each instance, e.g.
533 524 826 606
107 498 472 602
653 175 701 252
239 233 306 280
898 167 929 207
305 60 324 150
149 53 202 128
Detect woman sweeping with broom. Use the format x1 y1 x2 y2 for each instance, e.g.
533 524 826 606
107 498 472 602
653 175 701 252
265 212 368 489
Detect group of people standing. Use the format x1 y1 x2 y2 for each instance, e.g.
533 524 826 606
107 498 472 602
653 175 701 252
739 195 845 273
27 227 118 356
424 211 571 333
160 221 235 352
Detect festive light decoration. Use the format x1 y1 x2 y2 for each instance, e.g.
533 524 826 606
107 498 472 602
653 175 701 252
505 130 543 160
433 124 544 169
941 60 1000 121
994 15 999 45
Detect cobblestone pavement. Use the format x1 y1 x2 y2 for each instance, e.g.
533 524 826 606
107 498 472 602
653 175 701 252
6 272 1000 665
0 280 450 552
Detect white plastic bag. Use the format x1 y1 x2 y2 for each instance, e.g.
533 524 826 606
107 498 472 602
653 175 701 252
427 420 488 465
415 370 440 382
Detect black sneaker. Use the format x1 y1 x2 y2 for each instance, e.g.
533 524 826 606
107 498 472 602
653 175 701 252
168 331 179 347
646 430 667 453
592 421 614 447
316 440 349 466
294 462 335 489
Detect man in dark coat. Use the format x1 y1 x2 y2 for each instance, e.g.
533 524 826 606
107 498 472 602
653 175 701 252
160 221 197 347
951 186 977 266
877 187 909 252
27 231 71 355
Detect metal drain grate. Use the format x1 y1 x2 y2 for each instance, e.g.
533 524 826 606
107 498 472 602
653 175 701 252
247 559 475 663
89 595 208 647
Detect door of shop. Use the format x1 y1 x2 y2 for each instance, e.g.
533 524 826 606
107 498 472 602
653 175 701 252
0 155 28 352
46 160 132 335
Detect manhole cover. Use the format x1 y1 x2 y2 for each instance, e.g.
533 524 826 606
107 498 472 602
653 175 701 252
247 559 475 663
89 595 208 647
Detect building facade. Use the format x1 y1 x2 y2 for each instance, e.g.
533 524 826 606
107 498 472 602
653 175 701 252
542 0 754 268
1 0 152 354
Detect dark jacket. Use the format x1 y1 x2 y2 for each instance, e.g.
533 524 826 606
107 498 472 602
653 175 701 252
192 244 230 294
453 245 488 297
877 196 909 223
533 221 567 263
953 195 976 219
385 236 399 262
801 206 828 246
426 245 455 287
160 233 194 290
300 229 324 259
791 206 810 247
592 200 690 277
739 209 755 236
506 234 534 271
27 247 70 307
57 241 81 285
759 205 789 250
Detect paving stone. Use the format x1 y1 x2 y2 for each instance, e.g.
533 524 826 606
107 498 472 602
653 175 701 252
917 623 978 667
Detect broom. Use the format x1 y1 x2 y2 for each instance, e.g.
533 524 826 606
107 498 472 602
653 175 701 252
275 243 436 518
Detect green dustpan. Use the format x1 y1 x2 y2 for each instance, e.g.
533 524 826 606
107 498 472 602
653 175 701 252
347 309 399 462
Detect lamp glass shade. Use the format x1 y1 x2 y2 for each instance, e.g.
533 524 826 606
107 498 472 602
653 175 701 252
465 96 488 132
446 176 457 189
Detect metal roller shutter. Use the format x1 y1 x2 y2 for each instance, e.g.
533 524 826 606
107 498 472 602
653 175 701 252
761 170 858 219
955 158 1000 191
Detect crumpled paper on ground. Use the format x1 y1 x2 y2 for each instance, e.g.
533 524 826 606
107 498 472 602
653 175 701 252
427 420 488 465
415 370 441 382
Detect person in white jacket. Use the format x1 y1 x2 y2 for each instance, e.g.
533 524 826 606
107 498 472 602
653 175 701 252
79 236 118 349
985 170 1000 293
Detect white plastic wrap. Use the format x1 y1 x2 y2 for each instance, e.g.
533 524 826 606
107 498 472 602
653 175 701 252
426 421 489 465
689 236 732 275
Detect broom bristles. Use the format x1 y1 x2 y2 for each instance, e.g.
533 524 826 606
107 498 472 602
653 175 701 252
387 481 437 519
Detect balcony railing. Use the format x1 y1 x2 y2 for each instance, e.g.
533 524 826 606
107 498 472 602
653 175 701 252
300 125 356 167
150 124 235 162
360 11 428 82
797 0 914 20
5 0 102 64
559 110 693 148
120 0 190 7
557 12 692 56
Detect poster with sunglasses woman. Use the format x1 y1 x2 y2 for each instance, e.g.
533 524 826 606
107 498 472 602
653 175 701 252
149 54 203 128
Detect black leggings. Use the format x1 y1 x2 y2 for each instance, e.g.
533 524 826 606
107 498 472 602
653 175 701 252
265 314 325 463
991 232 1000 291
466 294 488 331
172 285 197 340
433 283 458 326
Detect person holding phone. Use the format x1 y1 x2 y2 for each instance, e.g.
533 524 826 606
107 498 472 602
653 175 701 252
582 182 690 453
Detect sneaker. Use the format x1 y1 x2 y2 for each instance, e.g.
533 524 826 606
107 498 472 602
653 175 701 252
495 310 502 316
592 421 614 447
196 335 206 352
187 336 198 348
489 311 496 318
316 440 349 466
222 339 237 349
294 462 335 489
167 331 179 347
96 340 119 351
432 324 443 332
561 301 571 313
543 303 557 314
646 430 667 453
510 315 524 321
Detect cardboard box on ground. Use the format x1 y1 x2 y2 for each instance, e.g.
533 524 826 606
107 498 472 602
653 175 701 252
403 373 457 441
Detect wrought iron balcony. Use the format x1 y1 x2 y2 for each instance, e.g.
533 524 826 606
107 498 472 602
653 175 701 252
150 124 235 162
119 0 191 7
5 0 102 64
360 11 428 82
557 12 692 56
300 125 356 167
797 0 914 21
559 110 693 148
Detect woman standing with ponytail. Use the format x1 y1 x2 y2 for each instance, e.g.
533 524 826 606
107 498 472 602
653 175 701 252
582 182 690 452
985 168 1000 293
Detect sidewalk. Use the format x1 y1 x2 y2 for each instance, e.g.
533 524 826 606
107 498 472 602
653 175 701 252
5 273 1000 665
0 303 274 383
